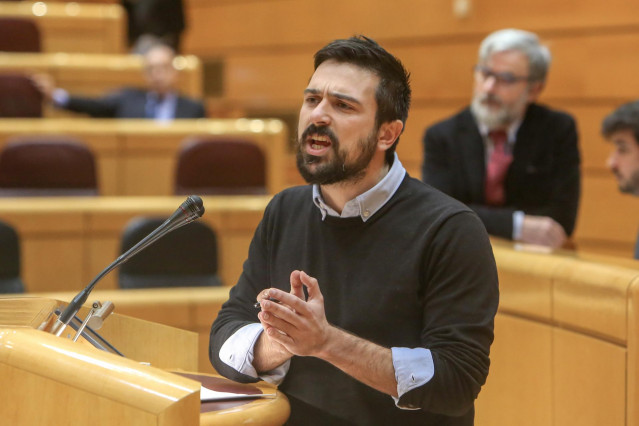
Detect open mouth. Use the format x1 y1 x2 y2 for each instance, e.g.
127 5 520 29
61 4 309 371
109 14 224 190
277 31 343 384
309 134 331 149
306 133 333 155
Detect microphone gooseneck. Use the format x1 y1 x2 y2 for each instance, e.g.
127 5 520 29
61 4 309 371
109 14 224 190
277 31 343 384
52 196 205 335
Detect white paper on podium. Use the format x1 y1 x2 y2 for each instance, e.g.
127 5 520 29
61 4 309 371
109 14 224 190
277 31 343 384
200 386 276 402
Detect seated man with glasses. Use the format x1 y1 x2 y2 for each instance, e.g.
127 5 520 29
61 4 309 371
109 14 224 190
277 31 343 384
422 28 581 249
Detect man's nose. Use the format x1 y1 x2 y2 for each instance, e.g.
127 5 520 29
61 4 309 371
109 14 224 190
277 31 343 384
480 76 498 93
309 99 331 126
607 152 618 171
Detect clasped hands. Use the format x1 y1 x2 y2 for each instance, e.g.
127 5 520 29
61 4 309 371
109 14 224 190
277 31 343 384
255 270 334 358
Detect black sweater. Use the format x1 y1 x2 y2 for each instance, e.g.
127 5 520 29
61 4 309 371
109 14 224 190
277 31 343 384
210 175 499 425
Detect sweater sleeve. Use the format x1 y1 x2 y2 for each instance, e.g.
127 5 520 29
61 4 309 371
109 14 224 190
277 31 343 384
397 210 499 416
64 91 124 118
209 198 276 383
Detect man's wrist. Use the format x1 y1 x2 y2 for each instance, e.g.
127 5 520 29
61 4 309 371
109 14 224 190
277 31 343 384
316 325 348 362
254 330 292 372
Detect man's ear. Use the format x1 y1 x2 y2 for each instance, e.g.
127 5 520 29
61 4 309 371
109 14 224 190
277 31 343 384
527 81 545 102
377 119 404 151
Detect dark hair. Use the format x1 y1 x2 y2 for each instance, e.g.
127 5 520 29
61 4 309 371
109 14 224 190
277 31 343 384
602 100 639 145
314 35 411 164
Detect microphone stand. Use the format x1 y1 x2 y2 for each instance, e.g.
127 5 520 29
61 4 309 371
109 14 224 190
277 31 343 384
51 195 205 336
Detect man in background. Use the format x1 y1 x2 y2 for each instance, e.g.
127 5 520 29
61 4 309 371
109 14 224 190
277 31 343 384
210 35 498 425
422 29 581 249
33 43 205 120
602 100 639 258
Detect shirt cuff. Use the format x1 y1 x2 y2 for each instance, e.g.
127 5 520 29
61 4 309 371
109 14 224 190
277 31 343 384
218 322 290 384
51 88 70 107
512 210 525 240
391 347 434 410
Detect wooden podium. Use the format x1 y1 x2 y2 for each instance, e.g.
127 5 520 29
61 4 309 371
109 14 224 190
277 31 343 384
0 297 289 425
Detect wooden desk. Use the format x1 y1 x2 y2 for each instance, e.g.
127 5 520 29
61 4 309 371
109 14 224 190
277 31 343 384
179 372 290 425
0 52 203 102
0 196 270 294
476 239 639 426
0 119 290 196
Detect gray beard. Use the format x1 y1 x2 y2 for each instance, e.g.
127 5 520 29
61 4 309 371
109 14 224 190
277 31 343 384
471 97 515 128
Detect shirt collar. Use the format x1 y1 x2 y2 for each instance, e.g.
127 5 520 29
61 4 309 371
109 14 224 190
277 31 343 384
312 152 406 222
147 91 178 121
476 119 522 144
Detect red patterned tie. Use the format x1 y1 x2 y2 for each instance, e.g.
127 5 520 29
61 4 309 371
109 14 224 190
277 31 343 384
484 130 512 206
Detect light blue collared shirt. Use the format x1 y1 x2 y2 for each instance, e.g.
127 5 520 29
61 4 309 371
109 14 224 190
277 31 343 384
219 153 435 409
145 92 178 122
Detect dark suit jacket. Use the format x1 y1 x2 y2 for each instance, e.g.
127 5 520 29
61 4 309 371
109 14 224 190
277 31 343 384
64 88 206 119
422 104 581 239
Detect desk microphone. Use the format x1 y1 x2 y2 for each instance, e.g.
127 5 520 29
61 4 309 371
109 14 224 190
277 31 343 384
52 195 205 336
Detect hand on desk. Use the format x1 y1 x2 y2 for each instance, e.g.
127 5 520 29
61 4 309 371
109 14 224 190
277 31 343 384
519 215 567 249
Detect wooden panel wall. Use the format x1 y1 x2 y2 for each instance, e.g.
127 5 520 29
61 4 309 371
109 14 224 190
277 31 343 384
182 0 639 257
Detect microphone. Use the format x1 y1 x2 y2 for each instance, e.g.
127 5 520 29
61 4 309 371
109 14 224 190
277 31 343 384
52 195 205 336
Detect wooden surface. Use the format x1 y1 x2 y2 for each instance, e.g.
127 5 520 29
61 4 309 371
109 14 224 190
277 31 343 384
0 297 289 424
0 52 203 102
0 297 201 425
22 239 639 424
0 196 270 294
0 1 125 53
179 372 290 426
0 119 289 196
475 239 639 425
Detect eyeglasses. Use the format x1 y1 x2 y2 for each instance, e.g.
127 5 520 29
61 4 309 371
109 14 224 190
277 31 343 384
473 65 531 85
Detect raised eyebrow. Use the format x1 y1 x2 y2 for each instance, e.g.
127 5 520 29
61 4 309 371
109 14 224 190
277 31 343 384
303 88 362 106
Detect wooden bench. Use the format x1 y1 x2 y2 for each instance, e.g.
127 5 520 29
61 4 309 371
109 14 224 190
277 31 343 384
0 1 125 53
0 118 289 196
0 195 270 294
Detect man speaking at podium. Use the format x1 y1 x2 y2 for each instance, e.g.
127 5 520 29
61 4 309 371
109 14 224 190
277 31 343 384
210 36 499 425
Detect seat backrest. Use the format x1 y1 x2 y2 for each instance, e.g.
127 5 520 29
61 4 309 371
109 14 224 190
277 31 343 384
0 221 25 293
0 138 98 196
0 74 43 118
118 217 222 289
175 137 267 195
0 18 41 53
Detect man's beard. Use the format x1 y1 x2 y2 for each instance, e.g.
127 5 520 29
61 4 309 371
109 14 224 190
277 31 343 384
296 124 378 185
617 168 639 196
471 92 528 128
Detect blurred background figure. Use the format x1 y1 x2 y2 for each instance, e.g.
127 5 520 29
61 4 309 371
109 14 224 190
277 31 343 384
121 0 186 54
32 43 206 120
602 100 639 258
422 28 581 250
